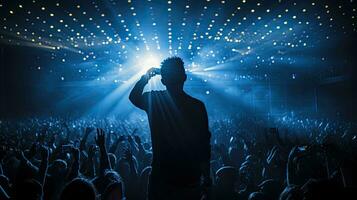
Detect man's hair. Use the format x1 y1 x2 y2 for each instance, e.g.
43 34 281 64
160 57 186 83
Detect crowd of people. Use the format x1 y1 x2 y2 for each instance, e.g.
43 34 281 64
0 115 356 200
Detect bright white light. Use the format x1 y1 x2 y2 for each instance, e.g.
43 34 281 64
137 53 162 72
127 53 165 91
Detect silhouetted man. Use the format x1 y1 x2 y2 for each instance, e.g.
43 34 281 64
129 57 211 200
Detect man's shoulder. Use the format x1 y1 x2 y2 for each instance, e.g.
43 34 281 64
185 94 205 107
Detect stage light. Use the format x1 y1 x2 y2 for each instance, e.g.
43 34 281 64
0 0 355 117
136 53 163 72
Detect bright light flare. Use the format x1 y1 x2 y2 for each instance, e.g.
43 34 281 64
136 53 163 72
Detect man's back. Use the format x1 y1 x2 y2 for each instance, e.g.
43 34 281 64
140 90 210 185
129 57 211 199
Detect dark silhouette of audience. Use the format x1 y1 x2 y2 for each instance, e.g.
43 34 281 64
129 57 211 200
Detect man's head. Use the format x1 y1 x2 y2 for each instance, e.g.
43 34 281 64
160 57 186 89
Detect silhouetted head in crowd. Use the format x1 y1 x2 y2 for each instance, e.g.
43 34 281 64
92 169 123 196
60 178 96 200
16 179 43 200
160 57 187 93
101 171 126 200
48 159 67 177
258 179 282 200
102 181 124 200
240 155 262 186
279 185 303 200
248 192 267 200
216 166 237 189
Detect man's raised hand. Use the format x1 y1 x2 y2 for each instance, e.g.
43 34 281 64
141 67 160 83
146 67 160 78
95 128 106 149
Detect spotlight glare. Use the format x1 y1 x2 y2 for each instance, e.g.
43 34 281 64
137 53 162 71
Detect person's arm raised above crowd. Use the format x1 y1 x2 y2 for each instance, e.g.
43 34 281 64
263 145 280 179
66 145 81 180
129 68 158 110
124 148 138 178
95 128 112 176
287 146 311 186
109 135 125 154
82 144 97 178
127 134 139 156
134 135 146 160
79 127 94 151
38 145 49 186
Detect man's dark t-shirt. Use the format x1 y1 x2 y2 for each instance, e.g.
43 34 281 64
135 90 211 186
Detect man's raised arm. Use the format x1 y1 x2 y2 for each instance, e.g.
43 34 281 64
129 76 148 109
129 68 160 110
129 68 157 110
